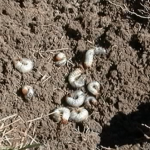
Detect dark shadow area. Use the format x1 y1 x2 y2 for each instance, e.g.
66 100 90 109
2 9 8 15
95 26 111 50
64 24 82 40
15 0 25 8
54 15 61 22
125 0 149 25
72 49 85 65
60 95 69 107
76 123 84 132
106 63 117 78
129 34 143 50
29 22 37 33
100 102 150 148
99 0 108 6
100 0 150 28
129 34 145 58
74 16 85 29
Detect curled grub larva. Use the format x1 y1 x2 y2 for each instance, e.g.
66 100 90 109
66 90 85 107
84 49 95 69
87 81 100 96
94 46 107 55
84 96 97 107
53 107 70 124
68 68 86 88
70 108 89 122
13 58 33 73
54 52 67 66
22 85 34 100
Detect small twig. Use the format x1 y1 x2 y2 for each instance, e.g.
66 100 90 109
3 128 15 136
87 40 94 45
142 123 150 130
66 58 75 67
100 145 111 150
19 131 39 144
42 76 51 83
41 74 47 81
4 135 12 146
32 124 37 136
124 4 150 19
144 134 150 139
26 114 44 123
20 122 33 148
139 124 150 140
30 134 37 144
26 112 56 123
108 0 150 19
0 114 17 122
1 119 20 129
42 48 69 52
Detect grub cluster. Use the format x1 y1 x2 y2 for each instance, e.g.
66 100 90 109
13 46 106 124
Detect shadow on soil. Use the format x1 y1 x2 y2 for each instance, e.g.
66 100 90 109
125 0 149 25
100 0 150 28
100 102 150 148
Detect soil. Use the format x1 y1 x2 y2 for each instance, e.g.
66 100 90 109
0 0 150 150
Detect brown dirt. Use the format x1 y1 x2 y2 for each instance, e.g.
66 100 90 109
0 0 150 149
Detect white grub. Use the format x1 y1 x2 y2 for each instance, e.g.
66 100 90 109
94 46 107 55
66 90 85 107
54 52 67 66
13 58 33 73
84 48 95 69
84 96 97 107
53 107 70 124
22 85 34 100
68 68 86 88
70 108 89 122
87 81 100 96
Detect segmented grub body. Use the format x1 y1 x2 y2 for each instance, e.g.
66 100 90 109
70 108 89 122
66 90 85 107
87 81 100 96
84 47 106 69
54 52 67 66
84 96 97 107
53 107 70 124
68 68 86 88
13 58 33 73
84 49 95 68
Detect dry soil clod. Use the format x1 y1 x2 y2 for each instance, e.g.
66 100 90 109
68 68 86 88
87 81 100 96
54 52 67 66
13 58 33 73
52 107 70 124
22 85 34 100
66 90 85 107
70 107 89 122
